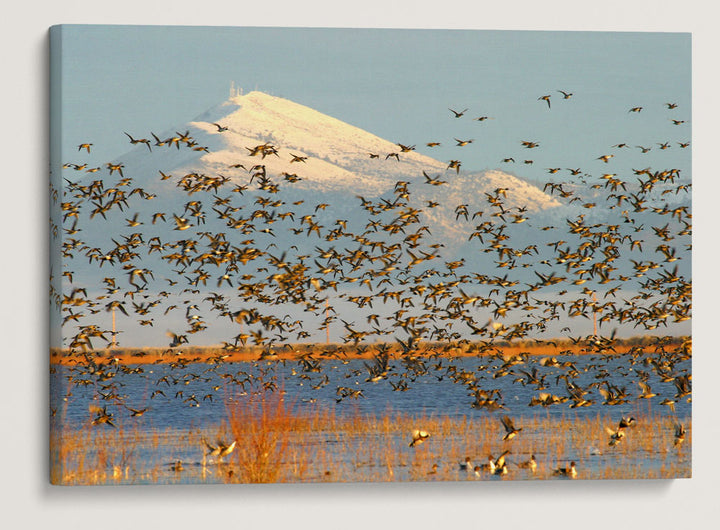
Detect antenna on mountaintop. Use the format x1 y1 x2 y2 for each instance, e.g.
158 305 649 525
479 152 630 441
229 81 235 99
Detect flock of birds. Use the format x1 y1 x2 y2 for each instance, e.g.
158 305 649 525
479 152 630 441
165 405 685 480
408 410 687 480
51 88 691 480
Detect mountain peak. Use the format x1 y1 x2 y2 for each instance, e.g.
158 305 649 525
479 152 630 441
228 90 286 104
185 91 448 194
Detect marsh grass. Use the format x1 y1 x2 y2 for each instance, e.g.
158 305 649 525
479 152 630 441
51 391 691 485
50 336 688 367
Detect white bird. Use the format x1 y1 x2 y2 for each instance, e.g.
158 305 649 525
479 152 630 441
409 429 430 447
203 438 237 459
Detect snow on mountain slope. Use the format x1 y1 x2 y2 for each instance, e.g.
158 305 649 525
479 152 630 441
181 91 561 207
411 169 562 242
184 91 447 195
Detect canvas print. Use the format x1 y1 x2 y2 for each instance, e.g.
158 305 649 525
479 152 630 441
49 25 691 485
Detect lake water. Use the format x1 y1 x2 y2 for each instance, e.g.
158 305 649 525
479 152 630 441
49 352 691 484
50 352 691 429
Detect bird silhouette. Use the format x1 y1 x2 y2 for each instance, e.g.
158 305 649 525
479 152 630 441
448 107 468 118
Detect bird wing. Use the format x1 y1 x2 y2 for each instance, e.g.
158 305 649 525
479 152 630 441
501 415 514 432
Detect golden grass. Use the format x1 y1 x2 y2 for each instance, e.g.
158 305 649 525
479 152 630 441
49 336 689 366
50 391 691 485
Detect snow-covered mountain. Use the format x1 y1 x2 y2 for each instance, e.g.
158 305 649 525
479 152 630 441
111 91 562 248
56 91 691 347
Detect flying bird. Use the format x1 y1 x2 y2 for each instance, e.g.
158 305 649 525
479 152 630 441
203 439 237 459
290 153 308 163
454 138 474 147
501 415 522 441
518 455 537 473
674 424 686 448
449 107 468 118
447 160 462 173
409 429 430 447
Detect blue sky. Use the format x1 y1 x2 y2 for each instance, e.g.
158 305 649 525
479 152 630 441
51 25 692 347
56 26 690 180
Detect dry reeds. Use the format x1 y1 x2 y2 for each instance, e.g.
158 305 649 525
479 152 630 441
50 395 691 485
49 335 689 367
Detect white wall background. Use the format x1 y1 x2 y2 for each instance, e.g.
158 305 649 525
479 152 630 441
2 1 717 528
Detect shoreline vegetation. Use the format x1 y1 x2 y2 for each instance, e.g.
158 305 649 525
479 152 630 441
50 390 691 486
50 335 690 366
